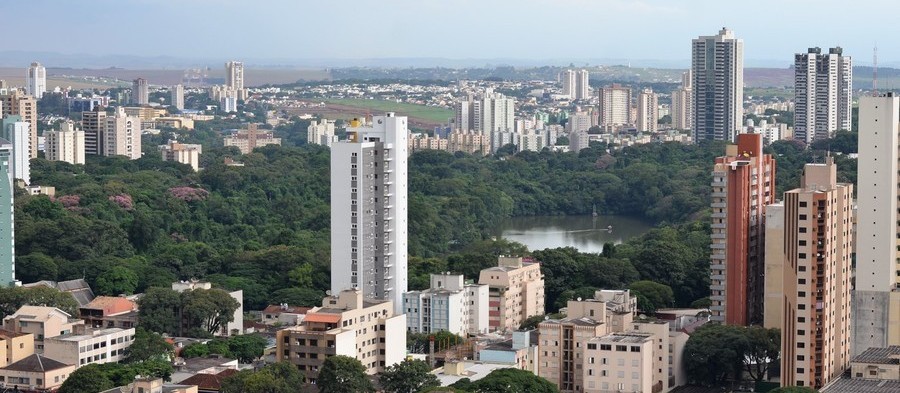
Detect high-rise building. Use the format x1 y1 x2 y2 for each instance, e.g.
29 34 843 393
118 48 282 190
671 70 693 131
477 256 545 332
765 158 852 389
45 121 85 165
171 84 184 111
131 78 149 106
159 140 201 171
0 139 13 287
81 108 107 156
576 69 589 100
104 108 142 159
225 61 246 101
561 70 576 99
709 133 775 325
853 94 900 355
0 89 37 159
1 116 30 184
692 28 744 142
597 84 632 127
636 89 658 133
307 119 337 147
330 114 408 314
793 47 852 144
26 62 46 100
453 90 515 136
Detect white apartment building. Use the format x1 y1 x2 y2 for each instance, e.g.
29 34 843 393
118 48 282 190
692 28 743 142
45 121 85 165
330 114 408 315
636 89 658 133
307 119 337 147
44 327 135 368
561 70 589 100
104 107 142 159
225 61 247 100
562 70 576 99
403 273 489 336
794 47 852 143
453 90 515 140
171 84 185 111
159 140 202 171
853 94 900 355
566 112 592 134
598 84 632 127
1 116 30 184
26 62 46 99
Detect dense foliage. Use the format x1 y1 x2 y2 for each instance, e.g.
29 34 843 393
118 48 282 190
683 324 780 386
450 368 559 393
317 355 375 393
379 359 440 393
182 334 268 363
220 362 305 393
58 360 174 393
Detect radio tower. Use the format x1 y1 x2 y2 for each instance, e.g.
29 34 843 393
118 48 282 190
874 45 878 96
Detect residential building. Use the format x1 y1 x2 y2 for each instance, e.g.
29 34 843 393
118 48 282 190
1 116 30 184
582 332 654 393
225 61 247 100
692 28 744 142
82 107 107 156
0 354 75 391
261 305 311 326
566 112 591 134
478 256 545 332
820 346 900 393
636 89 658 133
561 70 589 100
79 296 139 329
598 84 632 127
132 78 149 106
853 94 900 355
45 120 85 165
671 71 693 131
766 158 852 389
453 90 515 139
447 130 490 154
709 133 776 325
0 88 37 158
123 107 167 121
2 306 83 353
477 330 539 374
171 281 243 337
561 70 576 99
793 47 852 143
0 330 34 368
274 289 406 383
105 107 142 159
223 123 281 154
44 327 135 368
0 140 12 287
171 84 185 111
330 114 408 314
221 96 237 113
67 95 108 114
160 140 202 171
408 133 449 152
403 273 489 336
26 62 46 99
307 119 337 147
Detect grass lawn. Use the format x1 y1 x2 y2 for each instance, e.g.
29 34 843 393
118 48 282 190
323 99 452 123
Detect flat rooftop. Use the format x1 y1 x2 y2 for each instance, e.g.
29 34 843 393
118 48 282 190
590 332 653 344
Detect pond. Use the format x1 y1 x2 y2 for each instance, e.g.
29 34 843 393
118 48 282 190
493 215 654 253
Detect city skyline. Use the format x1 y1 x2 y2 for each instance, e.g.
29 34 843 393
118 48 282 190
2 0 898 67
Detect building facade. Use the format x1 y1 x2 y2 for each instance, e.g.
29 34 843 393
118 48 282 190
104 107 142 159
81 107 106 156
171 84 185 111
132 78 149 106
274 290 406 383
44 327 135 368
793 47 852 144
225 61 246 100
636 89 658 133
223 123 281 154
692 28 744 142
0 89 37 158
0 140 12 287
709 133 776 325
45 121 85 165
330 114 408 315
307 119 337 147
767 158 852 389
1 116 30 184
160 141 202 171
2 306 83 353
478 256 545 332
26 62 46 99
403 273 489 336
671 71 693 131
597 84 632 127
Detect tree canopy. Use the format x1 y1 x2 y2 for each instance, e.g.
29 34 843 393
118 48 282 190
379 359 440 393
317 355 375 393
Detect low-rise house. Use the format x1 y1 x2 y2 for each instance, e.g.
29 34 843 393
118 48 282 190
79 296 139 329
0 329 34 368
171 356 239 384
43 327 135 368
3 306 84 353
476 330 539 374
261 304 311 326
179 369 240 393
0 354 75 391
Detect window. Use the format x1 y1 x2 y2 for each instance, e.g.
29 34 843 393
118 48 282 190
630 346 641 352
616 345 627 352
587 343 597 350
800 214 807 220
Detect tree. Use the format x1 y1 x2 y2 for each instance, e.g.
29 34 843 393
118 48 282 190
683 324 748 385
745 326 780 382
124 328 174 363
453 368 558 393
317 355 375 393
0 286 78 318
181 343 210 358
221 362 305 393
58 364 116 393
137 287 182 336
181 288 241 335
95 265 139 295
15 252 58 283
227 334 268 363
769 387 818 393
629 281 674 313
379 359 439 393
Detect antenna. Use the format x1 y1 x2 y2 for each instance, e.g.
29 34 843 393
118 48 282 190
874 44 878 96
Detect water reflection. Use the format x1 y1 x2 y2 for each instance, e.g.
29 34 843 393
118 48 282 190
494 215 653 253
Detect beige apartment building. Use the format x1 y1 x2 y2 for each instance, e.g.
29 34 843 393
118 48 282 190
0 89 37 159
160 140 202 171
409 134 449 152
0 329 34 367
275 290 406 384
224 123 282 154
765 158 853 389
478 256 545 332
44 327 135 368
44 120 86 165
583 332 654 393
447 130 491 154
0 354 76 391
3 306 84 353
123 106 167 121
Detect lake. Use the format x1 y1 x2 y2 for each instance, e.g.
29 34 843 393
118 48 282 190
494 215 654 253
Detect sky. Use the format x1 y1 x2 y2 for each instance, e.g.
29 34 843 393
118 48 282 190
3 0 899 67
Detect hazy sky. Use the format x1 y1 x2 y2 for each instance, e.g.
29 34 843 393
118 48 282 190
3 0 897 66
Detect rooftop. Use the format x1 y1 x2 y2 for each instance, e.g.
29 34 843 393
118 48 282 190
590 332 654 344
48 327 133 342
821 378 900 393
2 354 71 373
262 305 311 315
434 362 509 386
853 346 900 365
179 368 240 390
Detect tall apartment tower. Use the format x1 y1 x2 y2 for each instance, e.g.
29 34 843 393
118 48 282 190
853 94 900 355
598 84 632 127
794 47 852 144
0 139 14 287
26 62 46 99
561 70 576 99
45 121 85 165
0 89 37 159
576 69 589 100
307 119 337 147
692 28 744 142
765 159 852 389
82 108 107 156
225 61 246 100
104 108 142 159
0 116 30 184
709 133 776 325
671 70 693 131
636 89 658 133
131 78 149 106
171 84 184 111
330 114 408 314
